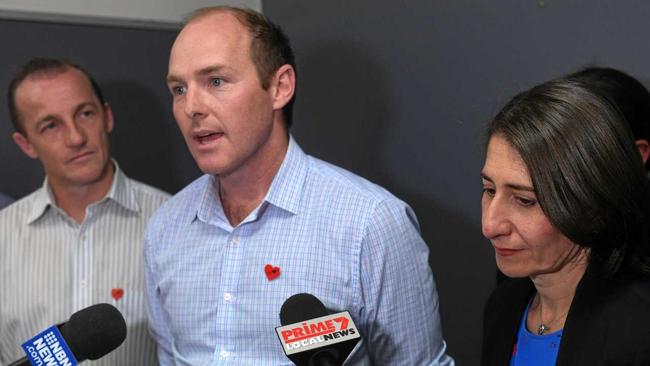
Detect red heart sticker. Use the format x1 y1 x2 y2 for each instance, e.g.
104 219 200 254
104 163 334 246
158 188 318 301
265 264 281 281
111 288 124 301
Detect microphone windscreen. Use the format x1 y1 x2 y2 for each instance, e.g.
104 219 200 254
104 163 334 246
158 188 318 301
280 293 328 326
59 303 127 361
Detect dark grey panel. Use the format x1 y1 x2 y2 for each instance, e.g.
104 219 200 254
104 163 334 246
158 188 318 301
265 1 650 364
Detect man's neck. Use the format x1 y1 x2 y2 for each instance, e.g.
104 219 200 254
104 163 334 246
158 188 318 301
49 162 115 224
219 130 289 227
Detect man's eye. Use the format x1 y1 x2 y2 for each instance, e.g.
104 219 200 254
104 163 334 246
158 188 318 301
172 86 187 96
41 122 57 132
80 110 94 118
211 78 223 87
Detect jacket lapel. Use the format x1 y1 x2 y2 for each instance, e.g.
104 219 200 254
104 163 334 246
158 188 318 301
556 264 607 365
482 278 535 366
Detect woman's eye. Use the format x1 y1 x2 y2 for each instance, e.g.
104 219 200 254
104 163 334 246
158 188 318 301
482 188 496 197
515 196 537 207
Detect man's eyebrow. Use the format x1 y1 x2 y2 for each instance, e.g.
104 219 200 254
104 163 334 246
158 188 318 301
166 74 181 84
33 101 97 126
166 65 233 84
73 102 97 115
197 65 229 75
34 115 57 129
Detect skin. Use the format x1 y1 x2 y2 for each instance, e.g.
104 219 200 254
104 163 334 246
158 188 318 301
635 139 650 163
481 134 588 333
167 10 295 226
12 67 115 223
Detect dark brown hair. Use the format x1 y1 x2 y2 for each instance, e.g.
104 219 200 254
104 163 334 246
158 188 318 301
488 78 650 276
566 66 650 170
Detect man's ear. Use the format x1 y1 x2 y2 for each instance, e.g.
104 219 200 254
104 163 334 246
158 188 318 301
12 131 38 159
270 64 296 111
636 139 650 164
102 102 114 133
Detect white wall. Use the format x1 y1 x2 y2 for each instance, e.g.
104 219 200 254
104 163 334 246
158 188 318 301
0 0 261 29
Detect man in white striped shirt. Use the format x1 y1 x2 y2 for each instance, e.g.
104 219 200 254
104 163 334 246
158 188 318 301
0 58 170 365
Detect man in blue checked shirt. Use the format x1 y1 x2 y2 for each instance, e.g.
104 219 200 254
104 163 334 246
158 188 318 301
144 6 454 365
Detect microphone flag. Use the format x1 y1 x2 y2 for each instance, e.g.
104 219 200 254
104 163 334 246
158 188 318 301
275 311 360 356
21 325 78 366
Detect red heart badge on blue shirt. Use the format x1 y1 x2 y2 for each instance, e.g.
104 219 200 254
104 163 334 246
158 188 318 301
265 264 281 281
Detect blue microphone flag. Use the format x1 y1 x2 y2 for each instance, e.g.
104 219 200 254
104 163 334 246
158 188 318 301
21 325 78 366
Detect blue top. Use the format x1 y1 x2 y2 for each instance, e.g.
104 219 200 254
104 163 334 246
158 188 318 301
144 137 454 365
510 302 563 366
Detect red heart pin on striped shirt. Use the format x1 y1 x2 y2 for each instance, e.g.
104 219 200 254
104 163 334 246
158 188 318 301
111 288 124 301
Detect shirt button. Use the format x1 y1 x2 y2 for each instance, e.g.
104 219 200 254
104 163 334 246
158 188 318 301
224 293 233 301
80 280 87 288
231 236 239 244
220 350 229 358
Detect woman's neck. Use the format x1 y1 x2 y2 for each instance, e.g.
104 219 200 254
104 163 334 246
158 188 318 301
527 250 589 333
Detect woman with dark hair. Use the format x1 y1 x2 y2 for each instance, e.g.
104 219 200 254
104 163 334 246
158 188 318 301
481 78 650 365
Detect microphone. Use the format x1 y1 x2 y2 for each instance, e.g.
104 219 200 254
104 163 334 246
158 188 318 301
276 293 360 366
9 303 127 366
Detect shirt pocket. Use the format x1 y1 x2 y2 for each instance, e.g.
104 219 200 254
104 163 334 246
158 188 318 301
109 288 147 327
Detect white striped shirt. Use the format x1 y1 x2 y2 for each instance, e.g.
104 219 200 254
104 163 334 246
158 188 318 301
0 163 170 365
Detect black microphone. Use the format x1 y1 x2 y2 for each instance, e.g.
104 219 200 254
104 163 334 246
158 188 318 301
276 293 360 366
9 303 127 366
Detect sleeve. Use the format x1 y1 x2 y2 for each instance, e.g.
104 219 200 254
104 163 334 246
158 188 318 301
143 217 175 366
358 199 454 365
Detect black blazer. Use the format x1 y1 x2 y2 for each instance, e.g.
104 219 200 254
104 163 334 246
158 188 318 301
482 265 650 365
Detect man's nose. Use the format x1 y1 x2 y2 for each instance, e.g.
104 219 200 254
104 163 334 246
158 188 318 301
184 87 207 120
65 122 87 147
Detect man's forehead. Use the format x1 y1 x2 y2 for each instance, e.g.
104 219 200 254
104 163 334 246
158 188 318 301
173 11 250 52
15 68 96 110
169 13 252 77
19 68 89 91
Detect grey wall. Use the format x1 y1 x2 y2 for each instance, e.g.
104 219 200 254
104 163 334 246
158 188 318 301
265 1 650 364
2 1 650 364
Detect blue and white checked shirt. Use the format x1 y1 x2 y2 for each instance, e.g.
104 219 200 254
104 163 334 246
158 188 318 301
144 137 454 365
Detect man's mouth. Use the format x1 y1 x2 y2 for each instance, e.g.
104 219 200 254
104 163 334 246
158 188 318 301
194 132 224 145
68 151 94 163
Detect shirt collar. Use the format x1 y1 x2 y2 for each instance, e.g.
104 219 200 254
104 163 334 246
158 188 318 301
105 161 140 213
195 135 308 226
264 135 308 215
26 160 139 224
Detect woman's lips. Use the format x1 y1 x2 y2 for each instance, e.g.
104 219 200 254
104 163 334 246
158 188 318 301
494 247 522 257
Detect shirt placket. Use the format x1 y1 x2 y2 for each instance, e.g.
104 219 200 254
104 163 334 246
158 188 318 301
214 225 245 364
72 211 94 313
